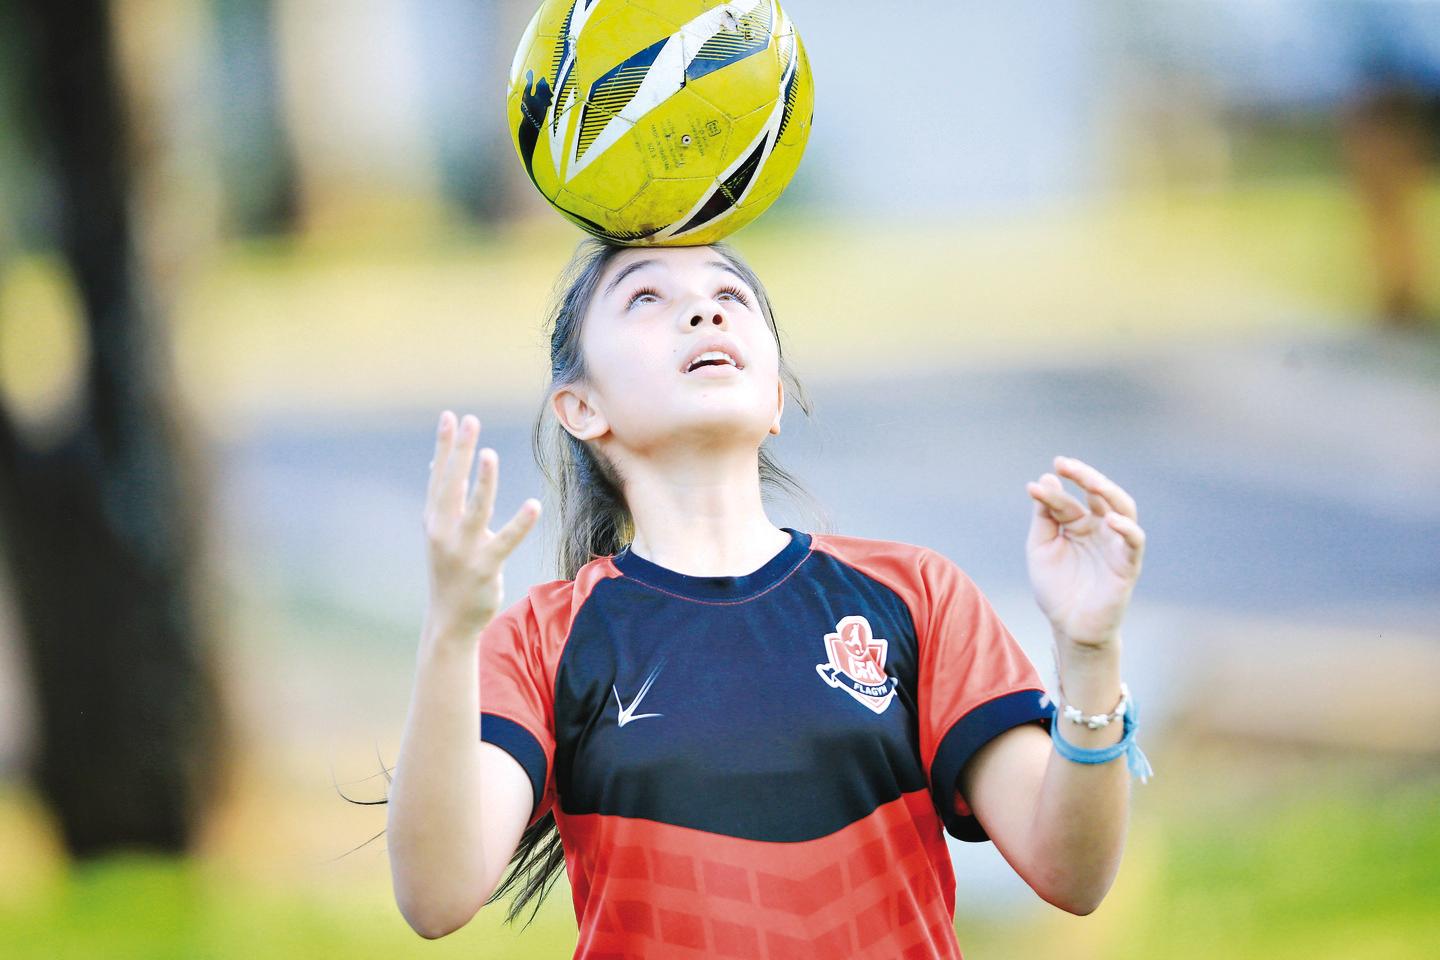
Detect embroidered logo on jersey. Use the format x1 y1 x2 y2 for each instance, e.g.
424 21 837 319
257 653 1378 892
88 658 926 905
815 615 899 714
613 660 665 727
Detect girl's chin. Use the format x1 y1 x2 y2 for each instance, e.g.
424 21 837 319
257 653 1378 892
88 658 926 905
631 411 773 442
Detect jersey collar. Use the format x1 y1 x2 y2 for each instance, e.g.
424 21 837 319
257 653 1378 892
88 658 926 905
612 527 812 602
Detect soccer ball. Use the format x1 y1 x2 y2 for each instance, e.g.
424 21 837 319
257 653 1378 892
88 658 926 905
506 0 814 246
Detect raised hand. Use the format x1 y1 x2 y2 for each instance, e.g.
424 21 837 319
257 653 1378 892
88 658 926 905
423 411 541 644
1024 456 1145 650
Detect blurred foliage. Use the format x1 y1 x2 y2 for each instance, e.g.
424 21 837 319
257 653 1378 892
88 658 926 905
3 176 1437 433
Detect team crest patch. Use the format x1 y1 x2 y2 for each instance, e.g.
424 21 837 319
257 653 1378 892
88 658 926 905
815 615 899 714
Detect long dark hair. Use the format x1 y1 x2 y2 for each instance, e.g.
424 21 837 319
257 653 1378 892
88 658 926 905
339 235 829 930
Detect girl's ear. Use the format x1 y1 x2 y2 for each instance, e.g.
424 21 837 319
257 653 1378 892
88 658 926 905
769 380 784 436
553 383 609 441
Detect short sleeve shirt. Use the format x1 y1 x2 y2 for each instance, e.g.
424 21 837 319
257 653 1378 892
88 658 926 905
478 527 1055 959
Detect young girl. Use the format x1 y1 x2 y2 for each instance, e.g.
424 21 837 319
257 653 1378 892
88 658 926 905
384 237 1151 958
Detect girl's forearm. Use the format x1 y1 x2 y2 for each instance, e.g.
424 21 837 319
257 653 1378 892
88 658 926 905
1025 635 1130 914
386 619 490 938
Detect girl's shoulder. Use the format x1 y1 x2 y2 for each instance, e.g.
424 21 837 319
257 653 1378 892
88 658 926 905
507 553 624 647
807 528 949 573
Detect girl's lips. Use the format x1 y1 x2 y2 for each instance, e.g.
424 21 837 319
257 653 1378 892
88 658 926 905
685 361 742 377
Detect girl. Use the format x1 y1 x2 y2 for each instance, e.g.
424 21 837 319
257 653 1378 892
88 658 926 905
384 237 1150 958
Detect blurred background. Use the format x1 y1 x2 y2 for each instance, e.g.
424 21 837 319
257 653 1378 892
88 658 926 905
1 0 1437 957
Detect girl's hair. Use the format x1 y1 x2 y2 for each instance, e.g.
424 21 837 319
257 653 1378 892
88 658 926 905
339 235 829 931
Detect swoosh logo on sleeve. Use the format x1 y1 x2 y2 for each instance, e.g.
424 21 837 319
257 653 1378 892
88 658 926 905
613 662 665 727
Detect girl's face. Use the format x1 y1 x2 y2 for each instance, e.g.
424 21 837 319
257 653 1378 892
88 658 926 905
556 245 783 458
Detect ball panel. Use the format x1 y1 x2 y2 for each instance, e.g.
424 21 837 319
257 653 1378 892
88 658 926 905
555 186 667 244
634 87 734 182
512 90 580 199
777 29 814 148
575 4 677 96
682 30 780 120
555 186 617 227
681 0 773 84
564 116 651 211
620 175 715 239
623 0 709 33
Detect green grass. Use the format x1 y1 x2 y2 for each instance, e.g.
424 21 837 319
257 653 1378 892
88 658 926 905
0 847 579 960
1120 767 1440 959
3 760 1437 958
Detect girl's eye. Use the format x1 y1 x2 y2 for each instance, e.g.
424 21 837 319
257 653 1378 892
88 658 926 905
626 286 661 309
628 284 752 309
717 284 751 306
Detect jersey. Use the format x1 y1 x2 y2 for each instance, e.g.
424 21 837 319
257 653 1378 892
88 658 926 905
477 526 1056 959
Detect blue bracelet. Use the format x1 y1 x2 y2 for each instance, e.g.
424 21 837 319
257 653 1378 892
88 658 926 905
1049 689 1154 783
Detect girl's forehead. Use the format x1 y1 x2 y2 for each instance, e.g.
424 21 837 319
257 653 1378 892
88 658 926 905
600 249 747 296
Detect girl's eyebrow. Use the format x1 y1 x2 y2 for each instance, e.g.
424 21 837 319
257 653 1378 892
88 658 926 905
603 259 749 299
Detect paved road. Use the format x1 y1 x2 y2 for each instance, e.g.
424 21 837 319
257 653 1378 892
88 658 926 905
219 325 1440 636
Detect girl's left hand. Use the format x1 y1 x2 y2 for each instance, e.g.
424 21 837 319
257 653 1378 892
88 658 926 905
1025 456 1146 650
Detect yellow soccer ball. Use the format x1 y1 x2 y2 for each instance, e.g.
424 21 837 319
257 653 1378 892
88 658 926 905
506 0 814 246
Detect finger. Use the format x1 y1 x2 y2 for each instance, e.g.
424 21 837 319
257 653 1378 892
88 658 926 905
1105 511 1146 555
426 411 455 508
487 498 542 559
1026 473 1088 550
442 414 480 518
1026 481 1060 547
1054 456 1138 522
1034 473 1088 526
463 447 499 535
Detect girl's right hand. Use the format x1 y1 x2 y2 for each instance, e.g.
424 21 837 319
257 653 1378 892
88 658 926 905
422 410 541 644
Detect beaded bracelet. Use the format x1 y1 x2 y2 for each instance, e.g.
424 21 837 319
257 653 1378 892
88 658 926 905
1060 681 1131 729
1049 683 1154 783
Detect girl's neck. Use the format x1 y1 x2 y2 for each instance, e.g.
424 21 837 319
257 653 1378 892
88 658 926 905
620 452 789 578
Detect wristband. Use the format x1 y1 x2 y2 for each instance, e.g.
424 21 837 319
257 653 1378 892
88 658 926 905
1049 685 1154 783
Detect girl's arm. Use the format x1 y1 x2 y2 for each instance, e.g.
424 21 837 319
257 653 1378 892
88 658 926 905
387 411 543 938
388 618 537 938
958 641 1129 915
960 455 1146 914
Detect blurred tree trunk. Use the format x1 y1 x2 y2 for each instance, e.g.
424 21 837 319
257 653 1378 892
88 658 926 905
0 0 229 858
213 0 299 235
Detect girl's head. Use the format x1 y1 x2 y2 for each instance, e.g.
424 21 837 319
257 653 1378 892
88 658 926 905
531 237 818 579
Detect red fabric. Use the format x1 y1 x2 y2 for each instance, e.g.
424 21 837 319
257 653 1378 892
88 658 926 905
809 535 1047 819
555 790 961 960
477 558 619 828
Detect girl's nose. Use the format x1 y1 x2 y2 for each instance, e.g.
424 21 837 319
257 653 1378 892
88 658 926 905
690 311 724 326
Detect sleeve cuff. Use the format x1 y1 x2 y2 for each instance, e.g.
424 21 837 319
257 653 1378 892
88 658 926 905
480 711 549 823
929 688 1056 841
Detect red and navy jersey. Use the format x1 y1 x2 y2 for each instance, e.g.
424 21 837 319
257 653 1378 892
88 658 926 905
478 526 1055 959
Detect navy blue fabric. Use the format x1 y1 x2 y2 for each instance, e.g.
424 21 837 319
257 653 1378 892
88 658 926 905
608 526 813 602
480 711 548 819
928 689 1056 841
552 528 936 842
